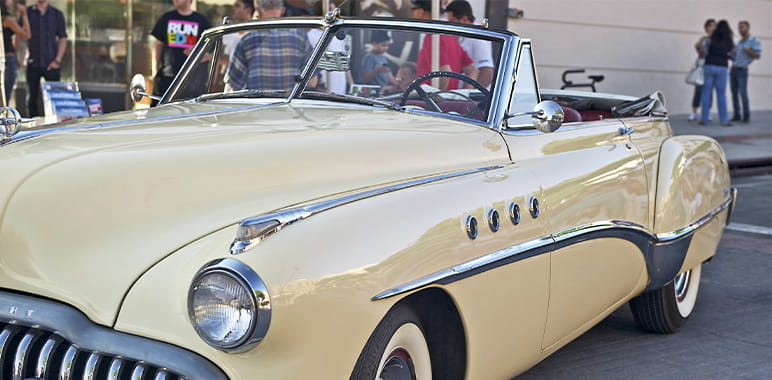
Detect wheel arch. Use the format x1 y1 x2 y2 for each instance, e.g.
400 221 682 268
395 287 468 378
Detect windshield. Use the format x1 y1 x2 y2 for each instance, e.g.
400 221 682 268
168 23 503 123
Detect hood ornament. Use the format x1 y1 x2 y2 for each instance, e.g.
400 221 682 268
0 107 23 144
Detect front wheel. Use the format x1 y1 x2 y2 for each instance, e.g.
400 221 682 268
351 305 432 380
630 264 702 333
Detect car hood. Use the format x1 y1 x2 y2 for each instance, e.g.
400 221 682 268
0 100 509 326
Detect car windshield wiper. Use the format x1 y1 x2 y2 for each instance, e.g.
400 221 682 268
196 89 288 102
300 91 402 112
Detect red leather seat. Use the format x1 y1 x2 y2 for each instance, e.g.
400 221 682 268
562 106 582 123
579 110 613 121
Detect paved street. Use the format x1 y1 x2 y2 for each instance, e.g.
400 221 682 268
517 174 772 379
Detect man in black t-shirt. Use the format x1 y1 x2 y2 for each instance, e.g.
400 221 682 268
151 0 212 102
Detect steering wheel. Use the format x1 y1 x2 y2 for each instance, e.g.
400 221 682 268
399 71 490 114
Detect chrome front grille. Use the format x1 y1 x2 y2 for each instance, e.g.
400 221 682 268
0 291 227 380
0 322 181 380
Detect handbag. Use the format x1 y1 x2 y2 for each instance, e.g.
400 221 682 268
685 58 705 86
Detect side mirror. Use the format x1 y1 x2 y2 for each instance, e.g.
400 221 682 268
506 100 564 133
129 74 161 103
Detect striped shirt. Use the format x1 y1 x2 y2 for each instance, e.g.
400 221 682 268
226 29 311 91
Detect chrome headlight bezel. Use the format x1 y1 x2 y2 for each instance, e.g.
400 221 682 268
187 258 271 353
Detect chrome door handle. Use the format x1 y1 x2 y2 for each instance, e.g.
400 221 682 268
618 127 634 136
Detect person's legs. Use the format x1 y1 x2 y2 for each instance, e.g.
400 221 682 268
737 69 749 121
4 55 17 105
730 68 741 120
714 66 729 124
26 66 45 117
690 84 702 120
700 65 716 124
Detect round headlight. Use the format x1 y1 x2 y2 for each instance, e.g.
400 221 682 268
188 259 271 352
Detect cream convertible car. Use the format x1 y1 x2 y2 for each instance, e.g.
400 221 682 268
0 16 736 380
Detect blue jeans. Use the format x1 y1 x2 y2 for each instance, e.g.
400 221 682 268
701 64 729 124
4 55 17 104
730 67 749 119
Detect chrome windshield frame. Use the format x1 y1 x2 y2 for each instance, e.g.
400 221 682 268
163 17 519 130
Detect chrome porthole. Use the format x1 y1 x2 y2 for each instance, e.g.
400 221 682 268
488 209 500 233
465 215 478 240
509 202 521 225
529 197 540 219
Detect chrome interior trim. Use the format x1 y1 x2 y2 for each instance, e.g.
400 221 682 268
232 165 506 254
372 195 733 300
189 258 272 353
0 292 228 380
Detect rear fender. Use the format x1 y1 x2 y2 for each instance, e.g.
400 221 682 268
653 135 731 274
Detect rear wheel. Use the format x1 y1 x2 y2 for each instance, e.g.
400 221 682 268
351 305 432 380
630 264 702 333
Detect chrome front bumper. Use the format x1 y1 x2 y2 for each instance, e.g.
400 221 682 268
0 291 227 380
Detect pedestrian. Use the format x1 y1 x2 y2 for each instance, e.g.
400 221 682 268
222 0 254 58
699 20 734 126
688 18 715 122
730 21 761 123
382 62 417 95
26 0 66 117
2 0 30 105
151 0 211 101
445 0 494 89
359 30 397 88
226 0 310 91
410 0 478 90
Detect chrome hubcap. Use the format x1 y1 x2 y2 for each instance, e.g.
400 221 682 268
674 270 691 302
379 348 415 380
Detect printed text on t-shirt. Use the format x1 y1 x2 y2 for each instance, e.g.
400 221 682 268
167 21 199 48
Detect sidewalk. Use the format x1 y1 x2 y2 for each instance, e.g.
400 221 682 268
669 110 772 172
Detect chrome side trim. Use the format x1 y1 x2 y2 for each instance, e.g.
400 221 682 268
726 187 738 225
231 165 506 254
373 195 733 300
655 196 733 242
0 292 228 380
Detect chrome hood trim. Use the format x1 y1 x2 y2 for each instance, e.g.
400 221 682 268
373 192 735 300
231 165 507 255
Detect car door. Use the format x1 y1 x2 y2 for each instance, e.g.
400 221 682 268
502 43 650 350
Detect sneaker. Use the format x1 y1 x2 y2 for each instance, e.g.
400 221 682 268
721 122 733 127
731 115 742 121
688 114 697 121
